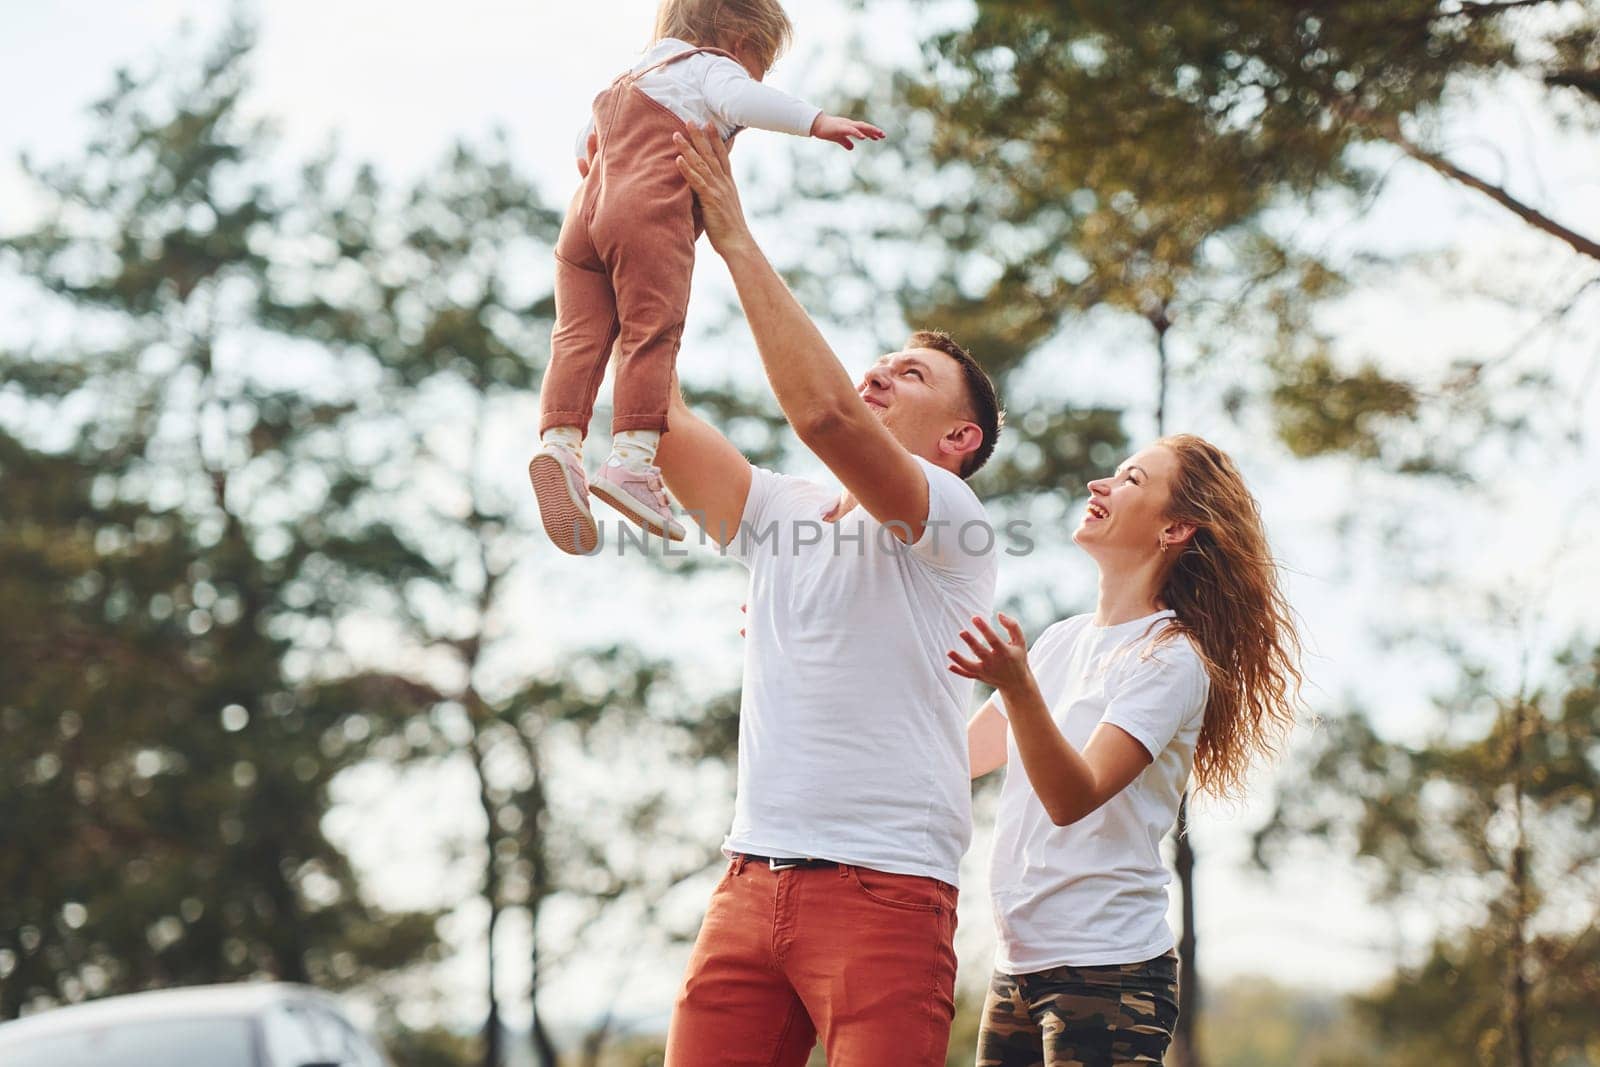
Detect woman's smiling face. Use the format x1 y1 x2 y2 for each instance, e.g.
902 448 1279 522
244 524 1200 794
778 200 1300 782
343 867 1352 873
1073 444 1181 559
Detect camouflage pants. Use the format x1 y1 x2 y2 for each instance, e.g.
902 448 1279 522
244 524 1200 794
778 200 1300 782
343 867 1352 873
975 951 1179 1067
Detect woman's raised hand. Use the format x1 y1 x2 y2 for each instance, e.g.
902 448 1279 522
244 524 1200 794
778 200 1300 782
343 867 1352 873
948 613 1033 691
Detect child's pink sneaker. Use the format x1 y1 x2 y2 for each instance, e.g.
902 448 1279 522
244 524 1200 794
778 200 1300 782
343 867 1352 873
589 458 687 542
529 444 599 555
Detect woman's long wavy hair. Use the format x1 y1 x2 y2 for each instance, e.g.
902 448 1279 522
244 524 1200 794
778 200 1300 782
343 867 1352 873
1153 435 1304 800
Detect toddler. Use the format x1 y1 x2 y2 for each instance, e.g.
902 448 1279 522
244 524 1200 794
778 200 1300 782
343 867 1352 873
530 0 883 554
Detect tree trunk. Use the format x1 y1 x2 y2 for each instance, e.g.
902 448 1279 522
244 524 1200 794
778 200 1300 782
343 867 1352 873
483 906 502 1067
463 426 512 1067
472 715 503 1067
530 918 560 1067
523 728 559 1067
1151 307 1172 438
0 929 22 1020
530 1014 559 1067
1150 311 1202 1067
258 826 310 984
1507 697 1532 1067
578 1011 618 1067
1172 796 1202 1067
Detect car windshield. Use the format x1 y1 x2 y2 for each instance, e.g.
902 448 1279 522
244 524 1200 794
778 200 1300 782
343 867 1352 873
0 1015 256 1067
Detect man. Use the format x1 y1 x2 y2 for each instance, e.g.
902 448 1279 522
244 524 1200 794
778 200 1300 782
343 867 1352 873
656 123 1004 1066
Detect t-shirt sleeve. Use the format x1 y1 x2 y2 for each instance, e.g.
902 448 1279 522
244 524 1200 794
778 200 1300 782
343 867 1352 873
699 56 822 136
907 457 995 583
991 621 1074 721
721 465 821 567
1100 638 1211 761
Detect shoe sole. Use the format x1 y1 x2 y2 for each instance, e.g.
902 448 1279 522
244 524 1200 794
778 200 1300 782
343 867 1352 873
529 453 599 555
590 479 687 542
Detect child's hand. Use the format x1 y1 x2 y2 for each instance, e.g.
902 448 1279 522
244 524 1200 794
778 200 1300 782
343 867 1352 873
809 114 886 151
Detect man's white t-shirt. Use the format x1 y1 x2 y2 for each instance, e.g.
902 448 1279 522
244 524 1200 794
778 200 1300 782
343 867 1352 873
990 610 1209 970
721 457 998 885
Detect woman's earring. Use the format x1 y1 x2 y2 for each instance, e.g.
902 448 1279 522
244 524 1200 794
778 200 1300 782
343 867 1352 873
1159 535 1170 553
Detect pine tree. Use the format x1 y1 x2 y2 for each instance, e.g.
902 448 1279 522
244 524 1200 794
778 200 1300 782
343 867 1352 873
1254 643 1600 1067
794 4 1598 1058
0 24 444 1013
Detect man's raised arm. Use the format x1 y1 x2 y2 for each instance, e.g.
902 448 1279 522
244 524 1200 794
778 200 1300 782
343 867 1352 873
657 374 753 549
672 125 932 543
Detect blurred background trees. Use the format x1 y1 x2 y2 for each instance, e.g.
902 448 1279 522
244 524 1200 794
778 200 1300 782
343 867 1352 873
1 25 447 1017
1256 641 1600 1067
3 1 1597 1066
786 2 1597 1064
0 23 740 1067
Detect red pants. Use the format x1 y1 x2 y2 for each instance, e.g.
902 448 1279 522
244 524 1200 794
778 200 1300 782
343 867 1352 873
665 856 959 1067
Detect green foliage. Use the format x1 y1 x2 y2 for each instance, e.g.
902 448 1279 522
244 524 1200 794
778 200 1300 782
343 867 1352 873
7 3 1594 1060
801 7 1598 1044
0 24 742 1064
0 24 446 1015
813 0 1366 465
1256 644 1600 1065
265 105 743 1064
1270 349 1420 459
1347 923 1600 1067
974 405 1127 503
382 1023 481 1067
822 0 1599 474
1197 978 1381 1067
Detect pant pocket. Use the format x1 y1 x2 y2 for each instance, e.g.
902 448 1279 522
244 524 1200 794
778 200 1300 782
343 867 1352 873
845 866 947 913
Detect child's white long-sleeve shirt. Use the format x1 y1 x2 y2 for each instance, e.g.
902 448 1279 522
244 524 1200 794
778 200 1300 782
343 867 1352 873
574 37 822 158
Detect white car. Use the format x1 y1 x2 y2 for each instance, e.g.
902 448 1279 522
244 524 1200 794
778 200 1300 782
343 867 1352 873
0 983 394 1067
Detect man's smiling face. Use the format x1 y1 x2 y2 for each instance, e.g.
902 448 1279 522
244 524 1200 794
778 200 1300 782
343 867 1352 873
856 348 973 452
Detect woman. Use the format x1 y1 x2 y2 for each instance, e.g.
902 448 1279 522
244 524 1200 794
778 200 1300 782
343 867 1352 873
949 434 1304 1066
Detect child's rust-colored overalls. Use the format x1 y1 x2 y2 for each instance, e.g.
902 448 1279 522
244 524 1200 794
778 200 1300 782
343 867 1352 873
539 47 737 437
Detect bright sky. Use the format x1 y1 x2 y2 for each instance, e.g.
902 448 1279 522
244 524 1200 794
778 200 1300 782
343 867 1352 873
5 0 1599 1044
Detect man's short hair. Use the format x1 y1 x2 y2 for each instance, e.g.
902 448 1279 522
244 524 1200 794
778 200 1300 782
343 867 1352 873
907 329 1003 479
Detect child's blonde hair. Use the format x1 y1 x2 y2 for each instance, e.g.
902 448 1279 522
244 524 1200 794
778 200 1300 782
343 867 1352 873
653 0 794 73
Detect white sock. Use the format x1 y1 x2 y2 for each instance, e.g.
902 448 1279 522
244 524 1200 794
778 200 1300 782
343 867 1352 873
542 426 583 458
609 429 661 472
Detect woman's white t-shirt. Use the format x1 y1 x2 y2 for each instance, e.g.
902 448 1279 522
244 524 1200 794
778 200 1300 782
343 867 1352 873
989 609 1209 972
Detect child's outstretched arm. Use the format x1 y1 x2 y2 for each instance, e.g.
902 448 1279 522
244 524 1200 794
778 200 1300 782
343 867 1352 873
702 59 884 150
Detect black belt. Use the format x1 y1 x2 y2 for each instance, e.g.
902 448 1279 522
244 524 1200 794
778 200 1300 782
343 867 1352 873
739 853 840 871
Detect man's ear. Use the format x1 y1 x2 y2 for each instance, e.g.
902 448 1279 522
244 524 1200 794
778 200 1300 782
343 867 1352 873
940 421 983 460
1163 521 1198 548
